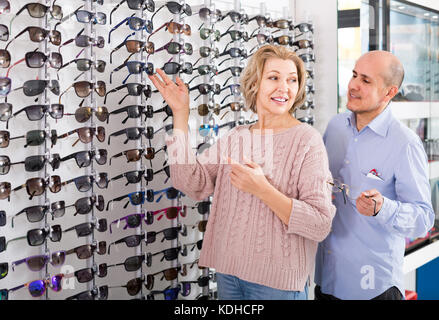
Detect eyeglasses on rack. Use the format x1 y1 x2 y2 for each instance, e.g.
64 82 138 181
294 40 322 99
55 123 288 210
64 219 107 238
110 36 154 64
0 129 58 148
66 285 108 300
146 265 187 290
60 5 106 26
109 211 153 233
146 246 187 267
109 147 159 165
6 51 63 78
108 15 153 43
108 276 145 296
64 106 109 123
107 126 153 145
145 225 185 245
150 1 192 26
2 225 62 252
12 79 60 97
110 0 155 24
10 202 63 227
60 149 107 168
108 104 153 124
5 273 71 298
104 83 151 105
59 29 104 53
57 126 105 147
109 165 167 187
10 3 63 33
12 175 61 200
5 26 61 50
11 251 65 272
65 241 107 260
148 20 191 42
110 61 154 84
60 173 108 192
108 233 146 254
105 187 183 210
0 154 60 175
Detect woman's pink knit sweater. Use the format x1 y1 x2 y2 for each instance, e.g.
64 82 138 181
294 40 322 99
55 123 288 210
165 123 336 291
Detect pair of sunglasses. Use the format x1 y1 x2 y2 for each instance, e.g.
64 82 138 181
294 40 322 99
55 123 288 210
72 265 106 283
110 61 154 84
65 241 107 260
65 106 108 123
108 126 153 145
12 175 61 200
104 83 151 105
146 265 187 290
57 126 105 147
11 202 65 228
190 201 211 215
108 16 153 43
2 225 61 252
6 51 62 78
61 173 108 192
64 219 107 238
1 129 57 148
150 1 192 25
60 149 107 168
146 246 186 267
108 233 147 254
109 147 159 165
146 225 185 245
5 27 61 51
106 188 183 210
109 212 153 233
108 276 145 296
60 80 106 102
163 61 193 75
109 0 155 24
147 286 180 300
11 251 65 272
186 220 208 233
108 104 153 124
110 36 153 64
106 254 146 273
0 154 59 174
10 79 60 97
58 58 106 74
6 274 67 298
12 104 64 127
110 164 169 186
66 285 108 300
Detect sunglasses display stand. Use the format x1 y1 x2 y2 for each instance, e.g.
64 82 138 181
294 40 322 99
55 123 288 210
0 0 316 301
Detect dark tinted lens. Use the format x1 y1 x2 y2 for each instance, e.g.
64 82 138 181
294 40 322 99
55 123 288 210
126 149 141 162
29 280 46 297
75 197 93 215
125 256 142 271
0 77 11 95
27 228 47 246
98 263 107 277
51 251 65 266
24 155 45 172
98 241 107 255
198 201 210 214
0 103 11 121
166 207 178 219
75 176 92 192
97 219 107 232
0 236 4 252
25 205 47 223
167 42 181 54
163 62 179 74
126 278 142 295
0 155 9 174
51 201 65 218
23 80 47 96
0 49 10 68
26 178 45 197
26 130 45 146
76 268 93 283
163 227 178 240
166 187 179 199
0 182 10 199
127 214 141 228
146 231 156 244
125 235 142 247
27 255 48 271
76 245 93 259
0 24 8 41
0 210 5 226
25 51 45 68
0 130 9 147
51 225 62 242
96 195 105 211
0 262 7 279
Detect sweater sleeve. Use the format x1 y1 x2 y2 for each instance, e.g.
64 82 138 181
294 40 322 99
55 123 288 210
165 128 232 201
287 133 336 242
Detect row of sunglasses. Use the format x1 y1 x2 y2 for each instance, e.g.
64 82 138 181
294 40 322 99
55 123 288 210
0 200 209 229
0 259 213 300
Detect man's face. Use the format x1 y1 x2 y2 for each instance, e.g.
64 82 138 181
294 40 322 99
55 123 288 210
346 55 389 115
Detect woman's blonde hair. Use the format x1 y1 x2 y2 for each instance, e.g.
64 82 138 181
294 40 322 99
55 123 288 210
240 45 307 114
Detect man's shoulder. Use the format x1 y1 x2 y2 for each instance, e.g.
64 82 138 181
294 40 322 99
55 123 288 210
388 117 422 146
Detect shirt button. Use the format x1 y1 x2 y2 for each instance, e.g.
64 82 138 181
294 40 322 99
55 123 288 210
345 160 350 164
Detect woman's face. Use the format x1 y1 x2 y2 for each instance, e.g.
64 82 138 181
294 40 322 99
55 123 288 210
255 57 299 117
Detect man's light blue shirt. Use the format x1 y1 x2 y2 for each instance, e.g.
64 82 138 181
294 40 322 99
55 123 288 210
315 105 435 300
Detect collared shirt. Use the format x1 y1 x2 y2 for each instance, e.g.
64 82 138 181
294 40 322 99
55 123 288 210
315 105 435 300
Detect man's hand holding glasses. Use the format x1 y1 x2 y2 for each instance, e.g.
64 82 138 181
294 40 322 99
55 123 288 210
356 189 382 217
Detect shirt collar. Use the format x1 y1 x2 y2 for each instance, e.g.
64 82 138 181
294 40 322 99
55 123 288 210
345 105 392 137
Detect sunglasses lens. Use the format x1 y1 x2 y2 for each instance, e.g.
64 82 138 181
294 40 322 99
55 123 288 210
51 274 63 291
51 200 65 218
125 40 141 53
26 178 45 197
145 147 155 160
0 155 9 174
163 268 178 280
95 107 108 122
96 149 107 165
0 289 7 300
24 155 46 172
49 175 61 193
25 51 45 68
76 268 93 283
0 236 4 252
75 197 92 215
51 251 65 266
198 202 210 214
163 227 178 240
76 176 92 192
98 263 107 277
181 282 191 296
163 62 179 75
0 131 9 147
0 210 5 226
146 275 154 290
51 225 62 242
0 77 10 95
97 219 107 232
127 214 141 228
96 195 105 211
74 81 92 98
0 49 10 68
0 24 8 41
0 182 10 200
27 256 48 271
145 169 153 181
125 256 142 272
166 208 178 219
26 130 44 146
199 220 208 232
97 173 108 189
146 231 156 244
0 103 11 121
25 205 47 223
97 127 105 142
76 245 92 259
29 280 46 297
27 228 46 246
0 262 7 280
98 241 107 255
28 3 47 18
126 149 141 162
126 278 142 296
126 235 141 247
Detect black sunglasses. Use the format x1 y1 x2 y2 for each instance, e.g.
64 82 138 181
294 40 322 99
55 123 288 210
64 219 107 238
61 173 108 192
108 104 153 124
60 149 107 168
65 241 107 260
66 194 105 216
110 0 155 24
108 126 154 145
145 225 184 245
11 201 65 228
104 83 151 105
146 246 186 267
4 225 62 250
0 153 60 174
108 233 146 255
106 254 146 272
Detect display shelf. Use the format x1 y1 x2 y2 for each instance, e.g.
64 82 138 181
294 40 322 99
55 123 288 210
403 239 439 274
391 102 439 120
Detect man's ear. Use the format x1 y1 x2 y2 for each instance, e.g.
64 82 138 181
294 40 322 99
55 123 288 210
385 85 399 100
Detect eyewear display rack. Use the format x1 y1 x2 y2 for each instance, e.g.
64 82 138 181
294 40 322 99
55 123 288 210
0 0 316 300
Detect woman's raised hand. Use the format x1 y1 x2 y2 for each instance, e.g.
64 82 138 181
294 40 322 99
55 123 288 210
148 69 190 117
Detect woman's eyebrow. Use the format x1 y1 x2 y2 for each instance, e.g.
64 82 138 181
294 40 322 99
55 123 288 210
266 70 298 75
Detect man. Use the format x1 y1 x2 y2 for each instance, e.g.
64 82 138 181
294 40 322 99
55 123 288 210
314 51 435 300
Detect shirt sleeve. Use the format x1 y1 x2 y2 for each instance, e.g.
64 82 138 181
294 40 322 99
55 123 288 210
374 141 435 238
165 128 231 201
287 133 337 242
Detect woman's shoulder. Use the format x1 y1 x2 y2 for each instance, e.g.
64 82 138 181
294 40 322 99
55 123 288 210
292 123 325 149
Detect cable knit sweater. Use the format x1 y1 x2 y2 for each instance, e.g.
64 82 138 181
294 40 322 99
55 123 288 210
165 123 336 291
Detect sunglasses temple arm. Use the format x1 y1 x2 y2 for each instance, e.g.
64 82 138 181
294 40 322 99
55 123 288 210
108 18 127 44
118 93 129 105
5 236 27 250
109 0 125 25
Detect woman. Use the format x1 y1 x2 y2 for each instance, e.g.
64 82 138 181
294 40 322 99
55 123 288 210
148 45 335 300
